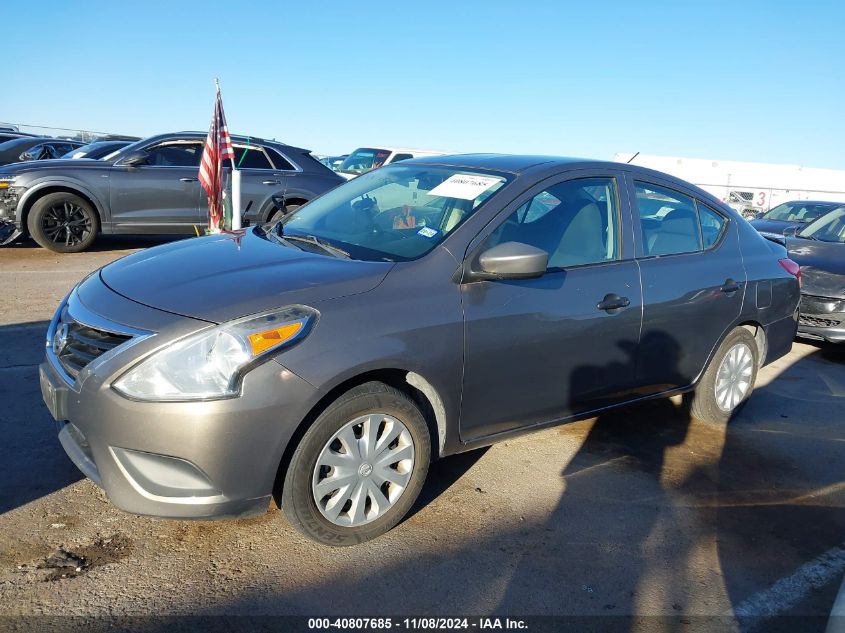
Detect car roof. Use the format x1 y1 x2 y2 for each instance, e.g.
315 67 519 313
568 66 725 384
352 146 445 154
148 131 305 153
778 200 845 206
407 153 616 174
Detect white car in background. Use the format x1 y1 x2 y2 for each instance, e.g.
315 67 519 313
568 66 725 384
336 147 445 179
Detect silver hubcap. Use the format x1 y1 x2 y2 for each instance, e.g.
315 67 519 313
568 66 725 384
715 343 754 412
312 413 415 527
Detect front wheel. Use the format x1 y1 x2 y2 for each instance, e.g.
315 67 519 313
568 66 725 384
689 327 759 424
281 381 431 546
269 204 300 224
27 192 99 253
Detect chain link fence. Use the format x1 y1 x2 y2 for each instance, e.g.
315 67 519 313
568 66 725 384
0 122 140 142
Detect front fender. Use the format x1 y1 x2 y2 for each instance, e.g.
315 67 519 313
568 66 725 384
16 177 109 226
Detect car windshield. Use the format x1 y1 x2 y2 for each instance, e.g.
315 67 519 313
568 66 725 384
337 148 392 175
275 165 510 261
797 208 845 243
61 141 108 159
762 202 839 222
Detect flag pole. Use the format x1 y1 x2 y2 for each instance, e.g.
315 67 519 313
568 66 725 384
217 79 242 231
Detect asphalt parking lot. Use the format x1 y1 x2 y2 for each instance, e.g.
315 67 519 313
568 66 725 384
1 237 844 632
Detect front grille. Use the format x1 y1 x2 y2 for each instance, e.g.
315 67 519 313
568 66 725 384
54 310 132 379
799 314 842 328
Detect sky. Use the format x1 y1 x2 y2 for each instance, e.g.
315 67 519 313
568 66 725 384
4 1 845 168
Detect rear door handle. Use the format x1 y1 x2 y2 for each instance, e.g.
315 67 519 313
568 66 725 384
721 279 740 293
597 293 631 313
180 177 198 182
262 180 279 185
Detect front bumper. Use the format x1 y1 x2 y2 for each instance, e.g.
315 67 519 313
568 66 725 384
39 277 322 519
797 295 845 344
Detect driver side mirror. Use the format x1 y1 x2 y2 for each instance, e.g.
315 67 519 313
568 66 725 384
783 225 800 238
462 241 548 282
18 151 36 162
118 150 149 167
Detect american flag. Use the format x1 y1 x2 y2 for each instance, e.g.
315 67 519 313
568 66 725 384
198 84 235 230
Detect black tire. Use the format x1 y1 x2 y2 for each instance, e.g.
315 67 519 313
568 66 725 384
689 327 759 424
27 192 99 253
269 204 300 224
282 381 430 546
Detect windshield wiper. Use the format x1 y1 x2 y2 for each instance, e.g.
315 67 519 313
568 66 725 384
281 234 351 259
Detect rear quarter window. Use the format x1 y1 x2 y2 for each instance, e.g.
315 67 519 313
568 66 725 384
268 148 297 171
696 202 728 249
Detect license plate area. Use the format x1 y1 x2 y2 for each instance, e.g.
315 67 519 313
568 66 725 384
39 365 65 421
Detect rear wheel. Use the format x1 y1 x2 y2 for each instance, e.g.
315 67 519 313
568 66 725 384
28 192 99 253
282 381 430 546
689 327 759 424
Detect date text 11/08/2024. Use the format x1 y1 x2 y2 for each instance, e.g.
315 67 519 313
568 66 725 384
307 618 529 630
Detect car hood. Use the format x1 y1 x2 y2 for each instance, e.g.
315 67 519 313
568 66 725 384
749 218 802 236
99 229 393 323
0 158 106 175
786 237 845 299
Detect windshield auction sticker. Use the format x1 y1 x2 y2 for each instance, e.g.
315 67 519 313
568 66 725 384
427 174 501 200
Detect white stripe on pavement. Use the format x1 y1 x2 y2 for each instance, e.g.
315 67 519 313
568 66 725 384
728 543 845 629
827 572 845 633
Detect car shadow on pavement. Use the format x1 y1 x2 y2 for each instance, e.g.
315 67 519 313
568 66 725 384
3 234 189 253
0 320 83 514
498 338 845 631
406 447 490 520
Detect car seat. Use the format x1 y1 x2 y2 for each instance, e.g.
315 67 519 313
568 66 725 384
549 198 607 267
648 208 700 255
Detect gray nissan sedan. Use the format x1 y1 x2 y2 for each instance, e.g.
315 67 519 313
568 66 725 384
39 155 800 545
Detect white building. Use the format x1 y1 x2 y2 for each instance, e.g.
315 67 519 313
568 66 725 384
614 152 845 216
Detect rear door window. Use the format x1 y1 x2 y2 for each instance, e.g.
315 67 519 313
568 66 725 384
231 146 274 169
635 182 702 256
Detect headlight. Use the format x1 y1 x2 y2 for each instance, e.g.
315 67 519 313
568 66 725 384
113 305 317 402
0 176 16 190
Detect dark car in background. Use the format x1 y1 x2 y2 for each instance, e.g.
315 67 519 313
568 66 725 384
38 155 800 545
61 140 134 160
0 132 38 144
0 137 85 166
750 200 845 242
0 131 344 252
784 207 845 343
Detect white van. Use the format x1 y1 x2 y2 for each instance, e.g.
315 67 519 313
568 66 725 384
336 147 446 180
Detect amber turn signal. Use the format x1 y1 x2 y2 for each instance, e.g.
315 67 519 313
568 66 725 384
247 322 304 356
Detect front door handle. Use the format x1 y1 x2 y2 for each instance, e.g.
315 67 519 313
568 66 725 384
262 180 279 186
597 293 631 313
721 279 740 294
180 177 198 182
